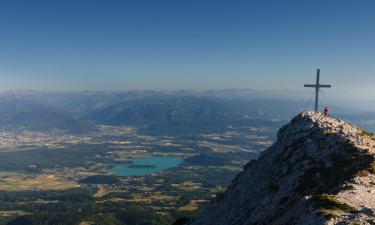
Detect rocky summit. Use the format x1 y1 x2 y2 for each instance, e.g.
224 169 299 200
189 112 375 225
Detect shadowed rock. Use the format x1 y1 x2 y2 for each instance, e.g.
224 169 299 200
189 112 375 225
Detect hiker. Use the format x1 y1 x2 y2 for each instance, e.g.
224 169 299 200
323 106 329 117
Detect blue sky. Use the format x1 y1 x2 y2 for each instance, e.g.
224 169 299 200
0 0 374 96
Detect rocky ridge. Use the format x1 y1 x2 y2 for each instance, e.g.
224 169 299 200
189 112 375 225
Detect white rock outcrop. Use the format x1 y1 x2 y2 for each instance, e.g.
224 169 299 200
189 112 375 225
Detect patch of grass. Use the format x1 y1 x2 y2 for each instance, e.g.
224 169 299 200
368 161 375 174
357 170 370 177
323 130 335 135
178 204 198 211
357 160 375 176
0 173 79 191
0 210 31 217
312 194 357 218
316 208 341 219
361 130 374 137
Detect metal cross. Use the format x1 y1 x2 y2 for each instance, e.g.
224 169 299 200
304 69 331 113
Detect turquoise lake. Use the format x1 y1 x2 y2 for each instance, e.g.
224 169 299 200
113 156 183 176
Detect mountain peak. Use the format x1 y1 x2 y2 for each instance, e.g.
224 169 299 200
282 111 375 153
189 112 375 225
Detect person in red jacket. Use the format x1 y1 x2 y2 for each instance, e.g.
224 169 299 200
323 106 329 117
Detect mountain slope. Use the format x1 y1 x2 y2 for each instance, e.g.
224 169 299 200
189 112 375 225
85 96 307 126
85 97 235 125
0 98 96 133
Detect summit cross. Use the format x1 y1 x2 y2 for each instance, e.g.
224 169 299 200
304 69 331 113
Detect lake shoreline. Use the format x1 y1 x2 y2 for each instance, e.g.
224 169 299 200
112 156 183 176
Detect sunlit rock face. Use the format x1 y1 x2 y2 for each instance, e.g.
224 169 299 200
189 112 375 225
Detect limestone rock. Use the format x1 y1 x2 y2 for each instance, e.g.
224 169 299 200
189 112 375 225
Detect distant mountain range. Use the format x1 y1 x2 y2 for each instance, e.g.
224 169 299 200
0 89 325 116
0 90 374 133
85 97 235 125
0 98 95 133
85 96 308 125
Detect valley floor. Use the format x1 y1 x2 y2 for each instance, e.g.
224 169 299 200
0 120 278 224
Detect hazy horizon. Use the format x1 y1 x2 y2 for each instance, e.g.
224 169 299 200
0 87 374 112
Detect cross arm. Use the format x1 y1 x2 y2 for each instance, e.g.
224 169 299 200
304 84 331 88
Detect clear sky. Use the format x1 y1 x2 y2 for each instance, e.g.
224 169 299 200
0 0 374 96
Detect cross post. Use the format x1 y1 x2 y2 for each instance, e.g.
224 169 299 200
304 69 331 113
